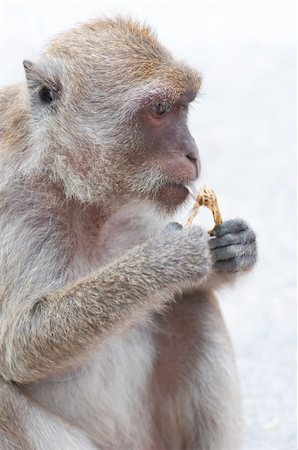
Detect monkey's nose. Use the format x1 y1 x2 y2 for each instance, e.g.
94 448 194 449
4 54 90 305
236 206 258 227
185 134 200 178
186 153 197 164
186 155 199 178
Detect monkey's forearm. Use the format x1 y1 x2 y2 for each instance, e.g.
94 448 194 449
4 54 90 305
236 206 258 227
0 232 210 384
0 255 163 384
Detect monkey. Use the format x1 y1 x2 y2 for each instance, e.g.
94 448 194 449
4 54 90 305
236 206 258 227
0 17 257 450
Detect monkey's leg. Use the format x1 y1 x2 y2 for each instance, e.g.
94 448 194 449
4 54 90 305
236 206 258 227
151 288 242 450
0 380 97 450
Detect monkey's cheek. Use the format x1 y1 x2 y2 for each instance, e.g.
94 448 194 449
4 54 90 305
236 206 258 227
157 184 189 206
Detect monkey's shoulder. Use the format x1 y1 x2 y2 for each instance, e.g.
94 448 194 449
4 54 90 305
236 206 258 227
0 83 31 151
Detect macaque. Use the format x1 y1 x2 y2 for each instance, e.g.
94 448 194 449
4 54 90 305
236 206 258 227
0 17 257 450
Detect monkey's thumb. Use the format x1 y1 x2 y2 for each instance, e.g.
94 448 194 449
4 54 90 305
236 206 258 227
163 222 183 233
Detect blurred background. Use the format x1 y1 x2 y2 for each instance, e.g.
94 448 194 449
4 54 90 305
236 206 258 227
0 1 296 448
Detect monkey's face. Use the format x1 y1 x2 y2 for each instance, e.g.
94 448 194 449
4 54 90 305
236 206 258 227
81 85 202 214
130 90 200 210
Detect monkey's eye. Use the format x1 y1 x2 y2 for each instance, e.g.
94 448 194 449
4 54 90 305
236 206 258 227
152 100 171 118
39 86 53 104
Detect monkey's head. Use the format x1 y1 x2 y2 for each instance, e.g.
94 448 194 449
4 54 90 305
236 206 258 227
23 18 201 214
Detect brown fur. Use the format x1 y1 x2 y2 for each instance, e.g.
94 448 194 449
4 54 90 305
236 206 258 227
0 85 31 151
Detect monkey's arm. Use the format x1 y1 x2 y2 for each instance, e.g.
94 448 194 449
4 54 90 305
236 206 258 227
0 225 211 384
206 218 257 289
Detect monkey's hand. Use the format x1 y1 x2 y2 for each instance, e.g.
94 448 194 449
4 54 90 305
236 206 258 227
208 219 257 273
153 222 212 286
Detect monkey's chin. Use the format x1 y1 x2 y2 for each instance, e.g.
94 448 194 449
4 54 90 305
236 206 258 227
156 184 189 207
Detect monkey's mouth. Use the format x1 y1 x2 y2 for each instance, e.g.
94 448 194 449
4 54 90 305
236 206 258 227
157 183 189 206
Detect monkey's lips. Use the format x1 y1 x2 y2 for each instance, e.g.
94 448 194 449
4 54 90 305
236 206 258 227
157 183 189 206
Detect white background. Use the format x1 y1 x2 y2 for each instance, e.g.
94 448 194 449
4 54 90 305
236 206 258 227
0 1 296 449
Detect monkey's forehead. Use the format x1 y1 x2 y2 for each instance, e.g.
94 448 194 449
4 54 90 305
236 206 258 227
44 17 202 95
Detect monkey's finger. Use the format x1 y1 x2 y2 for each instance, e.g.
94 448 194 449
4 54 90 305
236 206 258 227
208 228 256 250
214 250 257 272
211 243 255 262
163 222 183 232
210 218 248 238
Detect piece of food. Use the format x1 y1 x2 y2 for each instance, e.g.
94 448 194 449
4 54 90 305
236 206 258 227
185 184 223 230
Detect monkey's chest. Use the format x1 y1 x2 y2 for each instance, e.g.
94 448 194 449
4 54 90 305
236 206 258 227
70 203 163 279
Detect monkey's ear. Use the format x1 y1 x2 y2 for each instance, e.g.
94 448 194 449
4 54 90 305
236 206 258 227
23 59 62 107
